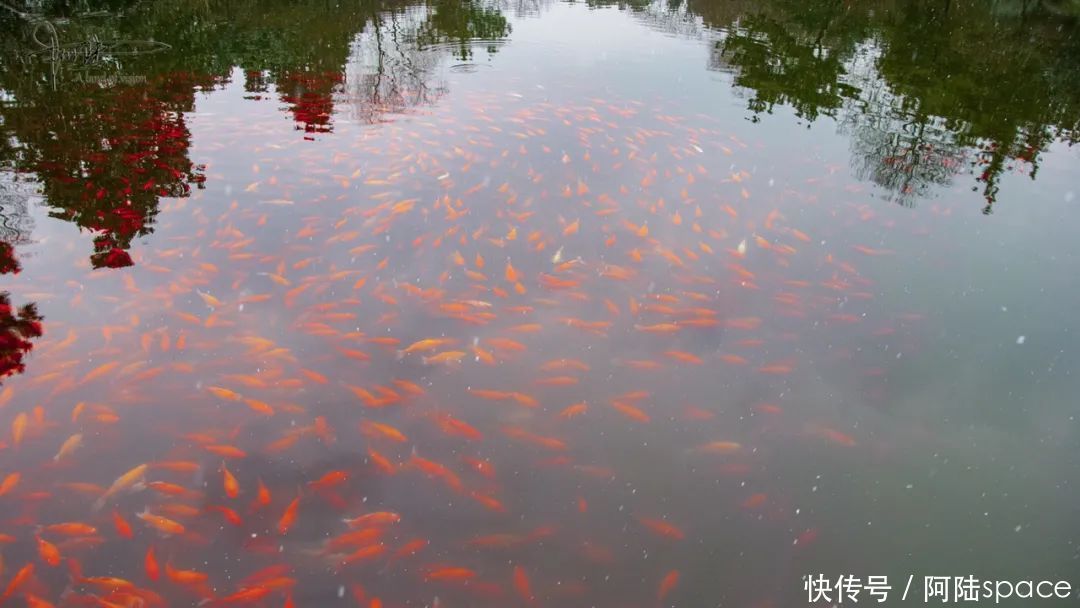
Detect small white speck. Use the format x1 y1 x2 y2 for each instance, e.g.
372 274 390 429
1016 335 1026 345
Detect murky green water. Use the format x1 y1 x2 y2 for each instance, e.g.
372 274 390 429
0 1 1078 606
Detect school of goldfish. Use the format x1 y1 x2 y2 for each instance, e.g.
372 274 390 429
0 84 930 608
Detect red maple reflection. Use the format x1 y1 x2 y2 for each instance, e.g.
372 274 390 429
22 73 210 269
0 241 18 276
277 70 342 134
0 241 43 382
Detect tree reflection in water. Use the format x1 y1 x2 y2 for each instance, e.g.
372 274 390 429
0 0 1076 277
0 242 43 384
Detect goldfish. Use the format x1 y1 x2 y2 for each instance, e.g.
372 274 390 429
503 427 566 451
559 403 588 418
207 386 243 401
426 415 470 442
323 528 384 554
410 455 464 492
513 565 534 602
390 538 428 561
742 493 767 509
611 401 650 423
397 338 456 357
664 350 703 364
222 462 240 498
165 562 208 584
421 351 467 365
540 358 590 372
93 464 148 511
11 412 27 448
367 448 398 475
243 398 275 416
807 425 857 446
0 563 34 602
359 421 407 443
111 510 134 538
658 570 680 602
145 547 160 581
637 516 685 540
80 361 119 384
137 510 185 536
344 511 401 527
35 534 61 566
252 478 272 509
204 444 247 459
214 586 272 603
0 472 19 496
278 495 301 534
468 388 512 400
486 337 526 352
308 470 349 490
42 522 97 536
634 323 680 333
23 593 53 608
505 261 520 282
53 433 84 462
426 567 477 581
198 290 223 308
338 544 386 568
757 363 794 375
535 375 579 386
694 441 743 454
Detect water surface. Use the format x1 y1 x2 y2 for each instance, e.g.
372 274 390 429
0 0 1078 606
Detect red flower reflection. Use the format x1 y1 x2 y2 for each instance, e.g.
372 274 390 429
23 73 210 269
278 70 343 134
0 242 43 382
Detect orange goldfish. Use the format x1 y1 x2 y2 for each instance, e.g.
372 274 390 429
637 516 685 540
222 463 240 498
513 565 534 602
658 570 680 602
137 510 185 536
278 495 300 535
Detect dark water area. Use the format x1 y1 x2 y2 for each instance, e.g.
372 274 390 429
0 0 1078 606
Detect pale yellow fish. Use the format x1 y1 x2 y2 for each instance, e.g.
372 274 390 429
694 441 743 454
93 464 148 511
197 290 222 308
54 433 84 462
12 412 28 448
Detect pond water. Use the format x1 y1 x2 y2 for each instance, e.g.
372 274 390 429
0 0 1078 606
